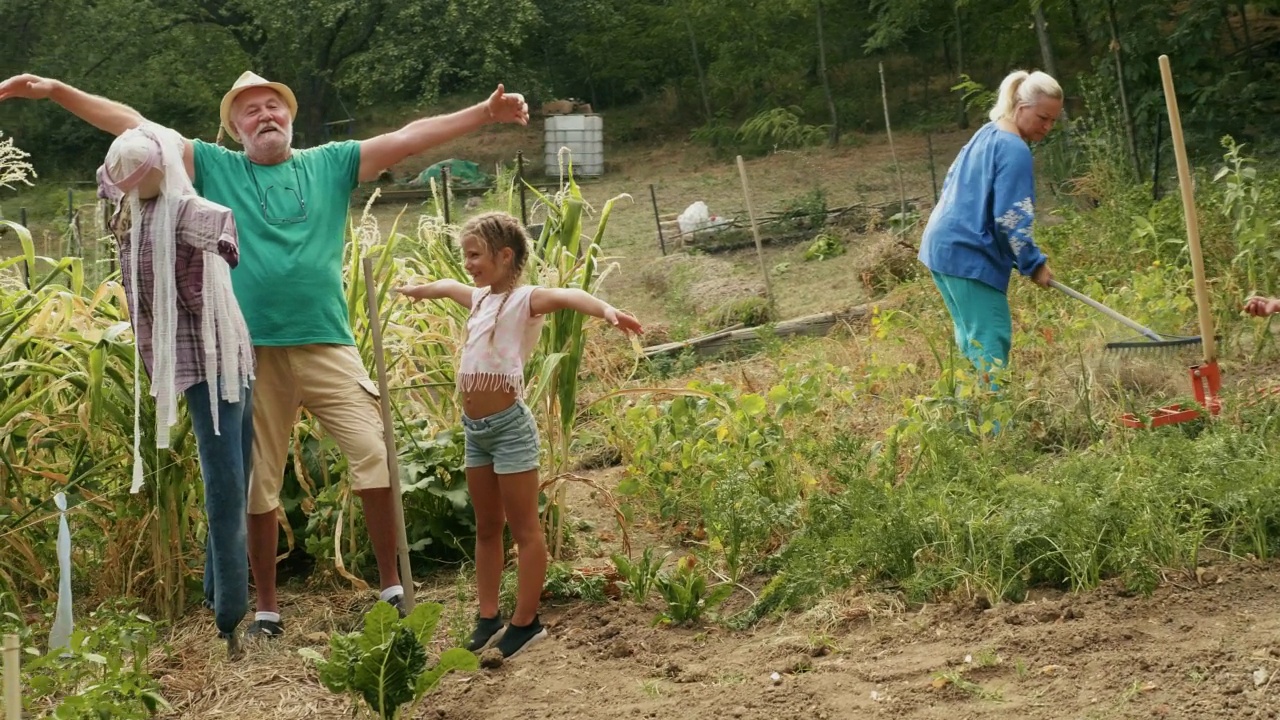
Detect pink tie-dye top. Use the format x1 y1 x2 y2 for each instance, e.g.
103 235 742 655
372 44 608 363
456 284 545 395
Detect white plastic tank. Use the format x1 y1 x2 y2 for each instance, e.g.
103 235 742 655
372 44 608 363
544 114 604 177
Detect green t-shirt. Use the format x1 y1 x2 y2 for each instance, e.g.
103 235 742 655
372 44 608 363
193 139 361 346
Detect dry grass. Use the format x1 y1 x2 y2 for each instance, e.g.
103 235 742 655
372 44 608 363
151 582 475 720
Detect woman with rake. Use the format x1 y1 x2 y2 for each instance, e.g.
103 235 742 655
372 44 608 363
396 212 642 659
918 69 1064 390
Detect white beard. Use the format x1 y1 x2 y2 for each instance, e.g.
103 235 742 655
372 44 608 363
243 124 293 161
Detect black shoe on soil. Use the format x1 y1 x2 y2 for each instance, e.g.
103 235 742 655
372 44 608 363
495 616 548 659
245 618 284 639
465 615 505 653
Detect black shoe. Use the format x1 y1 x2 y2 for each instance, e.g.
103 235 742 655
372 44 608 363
245 618 284 639
495 616 548 659
387 595 407 619
465 615 505 653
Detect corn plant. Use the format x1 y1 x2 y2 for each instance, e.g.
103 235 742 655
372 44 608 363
523 151 631 556
1 226 203 619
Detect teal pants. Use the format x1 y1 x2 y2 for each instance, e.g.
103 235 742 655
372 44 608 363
930 271 1012 378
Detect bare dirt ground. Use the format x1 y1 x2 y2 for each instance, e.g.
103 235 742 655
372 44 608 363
156 466 1280 720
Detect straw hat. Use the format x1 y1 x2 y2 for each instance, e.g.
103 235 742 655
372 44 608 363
219 71 297 143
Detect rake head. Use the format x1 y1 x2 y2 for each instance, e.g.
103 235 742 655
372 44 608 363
1103 334 1211 357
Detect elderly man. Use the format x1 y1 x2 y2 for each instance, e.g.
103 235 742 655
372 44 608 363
1 71 529 640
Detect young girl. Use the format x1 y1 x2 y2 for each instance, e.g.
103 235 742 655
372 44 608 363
397 212 642 659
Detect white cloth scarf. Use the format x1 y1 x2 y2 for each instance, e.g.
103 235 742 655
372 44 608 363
99 124 253 493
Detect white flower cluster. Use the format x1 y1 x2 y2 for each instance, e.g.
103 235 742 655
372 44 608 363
0 130 36 191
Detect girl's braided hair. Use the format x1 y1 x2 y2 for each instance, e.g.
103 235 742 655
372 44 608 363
463 212 531 346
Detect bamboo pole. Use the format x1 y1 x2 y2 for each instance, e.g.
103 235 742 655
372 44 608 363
362 257 416 613
879 62 908 228
734 156 775 312
1158 55 1216 364
4 634 19 720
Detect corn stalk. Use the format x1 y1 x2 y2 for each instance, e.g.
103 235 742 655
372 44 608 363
0 225 201 618
524 152 631 558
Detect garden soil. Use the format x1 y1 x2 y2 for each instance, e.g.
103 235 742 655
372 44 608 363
156 466 1280 720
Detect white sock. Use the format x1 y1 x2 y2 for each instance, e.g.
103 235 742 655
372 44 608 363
380 585 404 602
255 611 281 623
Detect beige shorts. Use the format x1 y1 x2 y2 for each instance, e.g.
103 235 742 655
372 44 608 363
248 344 388 514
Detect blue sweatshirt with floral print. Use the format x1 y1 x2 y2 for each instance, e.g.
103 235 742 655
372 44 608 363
918 122 1047 293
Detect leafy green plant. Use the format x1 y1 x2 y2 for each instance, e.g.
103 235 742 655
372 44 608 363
612 547 667 603
706 296 773 329
654 555 733 626
951 74 996 115
541 562 610 603
1214 135 1277 295
737 107 828 155
610 361 852 580
780 188 828 230
803 232 845 261
301 601 478 720
688 116 740 154
397 425 475 560
10 599 169 719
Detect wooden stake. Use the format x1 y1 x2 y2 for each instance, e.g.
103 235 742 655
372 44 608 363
362 257 416 613
879 62 908 228
1158 55 1215 364
3 634 18 720
735 156 775 311
649 184 666 256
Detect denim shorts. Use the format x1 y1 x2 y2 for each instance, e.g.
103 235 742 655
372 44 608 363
462 401 540 475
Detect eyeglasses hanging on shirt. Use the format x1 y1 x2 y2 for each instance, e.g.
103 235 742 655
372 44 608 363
247 159 308 225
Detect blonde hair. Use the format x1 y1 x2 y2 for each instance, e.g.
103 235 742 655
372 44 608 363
989 70 1062 123
462 211 532 346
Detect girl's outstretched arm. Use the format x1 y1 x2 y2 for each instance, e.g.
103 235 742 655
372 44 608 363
395 279 475 308
529 287 643 334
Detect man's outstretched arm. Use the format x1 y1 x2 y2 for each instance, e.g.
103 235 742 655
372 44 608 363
0 74 195 179
357 84 528 183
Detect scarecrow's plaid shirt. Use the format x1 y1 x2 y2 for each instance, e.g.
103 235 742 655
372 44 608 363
107 196 245 394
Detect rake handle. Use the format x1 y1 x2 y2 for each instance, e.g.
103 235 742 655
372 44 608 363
1050 280 1163 341
1159 55 1217 363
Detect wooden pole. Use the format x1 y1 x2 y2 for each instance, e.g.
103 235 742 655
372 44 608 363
926 132 939 203
734 156 775 311
815 0 839 146
361 258 416 613
517 151 528 225
3 634 18 720
1158 55 1215 364
1106 0 1141 180
879 62 909 229
683 10 714 124
441 166 451 225
649 184 666 256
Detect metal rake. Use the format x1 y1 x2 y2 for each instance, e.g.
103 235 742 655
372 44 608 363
1050 280 1206 356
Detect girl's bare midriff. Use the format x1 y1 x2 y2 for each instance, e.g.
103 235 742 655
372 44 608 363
463 389 519 420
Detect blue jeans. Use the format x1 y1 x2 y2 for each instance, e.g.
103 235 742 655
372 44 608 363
184 381 253 636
